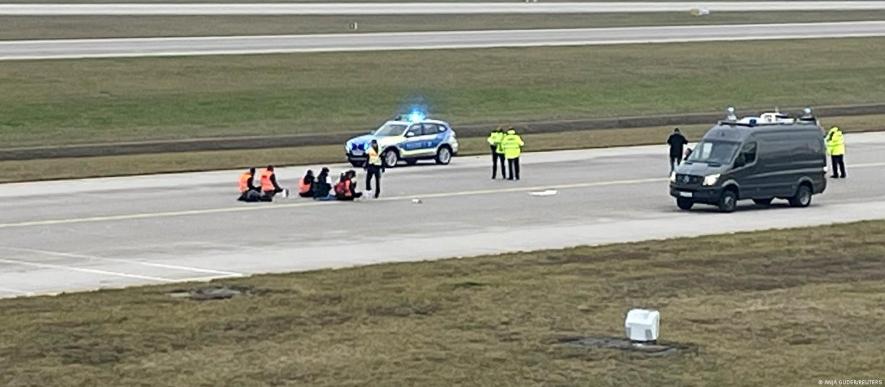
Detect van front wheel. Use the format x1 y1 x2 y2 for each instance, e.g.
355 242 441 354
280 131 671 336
676 198 694 210
718 189 738 213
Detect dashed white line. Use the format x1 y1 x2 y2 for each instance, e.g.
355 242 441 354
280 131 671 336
0 177 662 229
0 257 177 282
0 286 35 296
0 246 243 277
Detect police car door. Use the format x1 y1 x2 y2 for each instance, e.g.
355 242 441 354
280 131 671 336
420 123 446 154
402 123 432 157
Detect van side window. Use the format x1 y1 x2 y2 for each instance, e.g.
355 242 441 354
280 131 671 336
740 142 757 165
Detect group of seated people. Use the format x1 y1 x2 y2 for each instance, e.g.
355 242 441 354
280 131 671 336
298 168 364 201
239 166 363 202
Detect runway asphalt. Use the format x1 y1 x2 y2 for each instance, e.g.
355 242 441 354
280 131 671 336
2 131 885 298
4 21 885 60
4 2 885 15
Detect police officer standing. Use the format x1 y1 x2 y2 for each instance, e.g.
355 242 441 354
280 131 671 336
501 128 525 181
667 128 688 173
486 127 506 179
365 139 384 198
826 126 847 178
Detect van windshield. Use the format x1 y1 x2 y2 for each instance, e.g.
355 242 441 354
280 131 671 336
688 140 739 165
374 123 408 137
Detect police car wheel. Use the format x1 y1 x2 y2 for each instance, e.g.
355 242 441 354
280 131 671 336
435 147 452 165
382 149 399 168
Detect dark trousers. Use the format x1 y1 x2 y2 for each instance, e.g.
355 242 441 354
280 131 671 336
366 165 382 198
490 146 506 179
261 189 280 202
336 192 363 201
237 189 261 202
831 155 846 177
507 157 520 180
670 154 682 172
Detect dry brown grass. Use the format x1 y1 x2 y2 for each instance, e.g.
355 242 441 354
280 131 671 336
1 221 884 386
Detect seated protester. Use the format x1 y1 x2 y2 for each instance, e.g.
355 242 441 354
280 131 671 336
259 165 286 202
298 169 315 198
237 167 262 202
312 167 334 201
335 170 363 201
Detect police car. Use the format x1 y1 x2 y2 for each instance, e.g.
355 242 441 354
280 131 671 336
344 113 459 168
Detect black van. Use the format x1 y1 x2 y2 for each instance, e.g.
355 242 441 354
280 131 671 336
669 109 827 212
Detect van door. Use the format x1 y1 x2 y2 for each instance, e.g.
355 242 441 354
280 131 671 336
730 141 760 198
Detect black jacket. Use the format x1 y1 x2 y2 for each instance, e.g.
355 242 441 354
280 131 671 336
667 133 688 156
313 173 332 197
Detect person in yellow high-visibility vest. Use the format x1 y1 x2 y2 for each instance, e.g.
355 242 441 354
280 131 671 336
500 128 525 181
826 126 846 178
486 127 506 179
365 140 384 198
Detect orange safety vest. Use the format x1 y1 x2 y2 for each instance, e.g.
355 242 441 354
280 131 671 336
335 180 352 197
260 169 275 191
238 172 253 193
298 178 311 194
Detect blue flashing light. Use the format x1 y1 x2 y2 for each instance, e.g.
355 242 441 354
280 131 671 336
407 110 426 123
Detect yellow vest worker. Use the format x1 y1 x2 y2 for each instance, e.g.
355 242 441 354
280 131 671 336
500 129 525 180
826 126 845 156
487 129 507 179
367 146 383 166
487 130 505 153
826 126 847 178
365 140 384 198
501 130 524 160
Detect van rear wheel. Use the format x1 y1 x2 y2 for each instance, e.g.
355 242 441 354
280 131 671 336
789 184 813 208
676 198 694 210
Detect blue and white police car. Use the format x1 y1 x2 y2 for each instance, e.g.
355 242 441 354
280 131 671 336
344 113 459 168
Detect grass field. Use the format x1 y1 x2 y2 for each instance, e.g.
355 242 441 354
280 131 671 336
1 220 883 386
4 11 885 40
2 37 885 149
1 113 881 183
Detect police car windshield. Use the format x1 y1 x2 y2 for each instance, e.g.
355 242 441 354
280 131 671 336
688 140 739 165
374 123 408 137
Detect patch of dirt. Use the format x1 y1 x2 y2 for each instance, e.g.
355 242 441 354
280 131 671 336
556 336 698 357
168 285 253 301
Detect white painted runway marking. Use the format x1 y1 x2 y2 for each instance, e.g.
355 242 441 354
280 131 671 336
0 162 878 230
0 286 34 296
0 246 243 277
0 177 662 229
4 21 885 60
0 257 177 282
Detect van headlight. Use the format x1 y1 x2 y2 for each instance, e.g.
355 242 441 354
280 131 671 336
703 174 720 186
